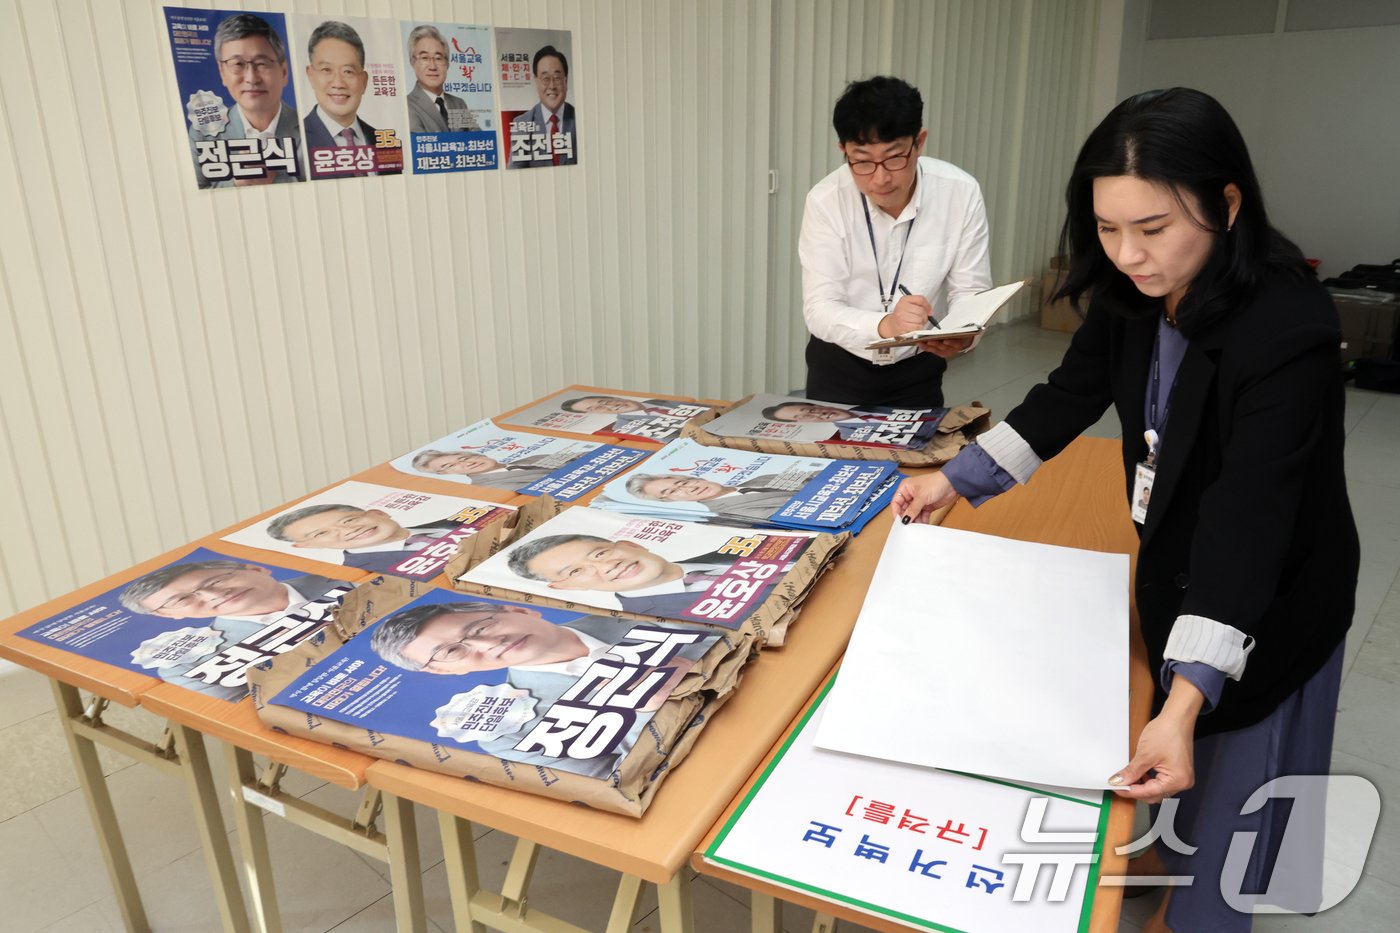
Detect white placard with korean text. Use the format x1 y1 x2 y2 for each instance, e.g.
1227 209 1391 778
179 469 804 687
706 679 1109 932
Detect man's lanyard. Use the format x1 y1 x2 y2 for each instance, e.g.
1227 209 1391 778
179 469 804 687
861 193 916 313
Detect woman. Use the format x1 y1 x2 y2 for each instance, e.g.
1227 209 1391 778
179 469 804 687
893 88 1359 932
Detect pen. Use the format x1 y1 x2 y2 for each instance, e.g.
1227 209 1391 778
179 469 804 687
899 285 940 329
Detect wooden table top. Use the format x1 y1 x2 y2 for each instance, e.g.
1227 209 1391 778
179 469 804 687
691 435 1150 932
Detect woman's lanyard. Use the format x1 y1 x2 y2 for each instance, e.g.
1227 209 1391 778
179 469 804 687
861 194 916 313
1144 324 1178 467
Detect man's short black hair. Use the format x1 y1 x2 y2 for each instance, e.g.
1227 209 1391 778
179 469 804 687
534 45 568 76
832 76 923 145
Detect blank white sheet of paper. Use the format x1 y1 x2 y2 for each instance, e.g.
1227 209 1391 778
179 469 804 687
814 521 1129 789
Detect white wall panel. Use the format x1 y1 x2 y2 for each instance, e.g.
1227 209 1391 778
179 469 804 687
1 0 1103 616
0 0 773 616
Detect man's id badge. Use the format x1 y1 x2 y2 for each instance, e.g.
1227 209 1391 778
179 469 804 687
1132 461 1155 525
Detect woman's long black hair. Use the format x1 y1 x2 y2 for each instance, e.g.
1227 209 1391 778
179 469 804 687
1055 87 1311 335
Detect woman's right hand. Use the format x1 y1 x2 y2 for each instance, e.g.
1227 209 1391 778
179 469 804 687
892 472 958 523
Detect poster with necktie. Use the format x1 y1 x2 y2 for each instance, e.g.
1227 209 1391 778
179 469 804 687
495 387 714 441
496 27 577 169
161 7 307 190
288 14 406 180
400 21 498 173
220 481 515 581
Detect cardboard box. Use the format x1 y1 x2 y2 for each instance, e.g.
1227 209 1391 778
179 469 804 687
1334 296 1398 363
1040 255 1086 333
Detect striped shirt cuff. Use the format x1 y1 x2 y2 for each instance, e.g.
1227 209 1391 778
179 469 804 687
975 422 1042 485
1162 615 1255 681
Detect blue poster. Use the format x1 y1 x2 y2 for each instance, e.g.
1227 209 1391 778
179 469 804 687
163 7 305 189
18 547 359 702
401 21 498 173
268 590 721 778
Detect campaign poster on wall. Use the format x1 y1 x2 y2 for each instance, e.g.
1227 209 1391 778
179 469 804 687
400 21 498 174
162 7 305 189
496 27 577 169
221 481 514 580
289 14 406 180
268 589 722 779
16 547 360 702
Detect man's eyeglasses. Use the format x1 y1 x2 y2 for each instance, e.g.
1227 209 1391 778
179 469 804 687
414 52 447 65
535 73 566 87
846 143 916 176
220 57 279 77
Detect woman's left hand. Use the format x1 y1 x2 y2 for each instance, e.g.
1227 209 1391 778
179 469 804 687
916 335 975 358
1107 677 1205 804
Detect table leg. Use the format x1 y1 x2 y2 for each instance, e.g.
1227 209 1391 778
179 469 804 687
656 872 695 933
225 745 281 933
437 813 486 933
603 874 644 932
168 724 251 933
750 891 782 933
382 793 426 933
51 681 150 933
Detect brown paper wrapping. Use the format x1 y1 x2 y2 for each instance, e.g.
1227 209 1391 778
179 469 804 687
679 396 991 466
248 575 759 817
444 498 849 647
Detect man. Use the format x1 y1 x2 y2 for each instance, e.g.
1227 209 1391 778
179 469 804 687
301 21 399 176
404 24 480 133
506 533 779 619
800 76 991 408
508 45 577 167
119 559 349 699
370 601 712 778
410 449 561 492
267 503 463 573
189 13 302 187
619 471 819 525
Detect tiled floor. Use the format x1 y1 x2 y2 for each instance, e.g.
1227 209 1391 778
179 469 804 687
1 319 1396 932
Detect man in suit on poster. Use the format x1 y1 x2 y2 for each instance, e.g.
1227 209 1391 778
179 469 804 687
301 20 401 176
188 12 304 187
618 472 821 526
404 24 480 133
508 45 577 167
506 533 792 619
410 449 561 492
266 503 467 573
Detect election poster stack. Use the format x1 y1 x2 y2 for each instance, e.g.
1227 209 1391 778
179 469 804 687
449 504 847 647
220 481 514 581
704 393 948 450
389 419 650 501
590 438 898 535
685 394 993 466
250 576 756 815
16 547 362 702
497 387 714 443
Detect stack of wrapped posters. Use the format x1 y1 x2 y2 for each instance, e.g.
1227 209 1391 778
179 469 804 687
249 577 757 815
16 547 361 701
389 419 650 501
447 501 847 647
220 481 514 581
496 386 714 443
684 394 991 466
590 439 898 535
